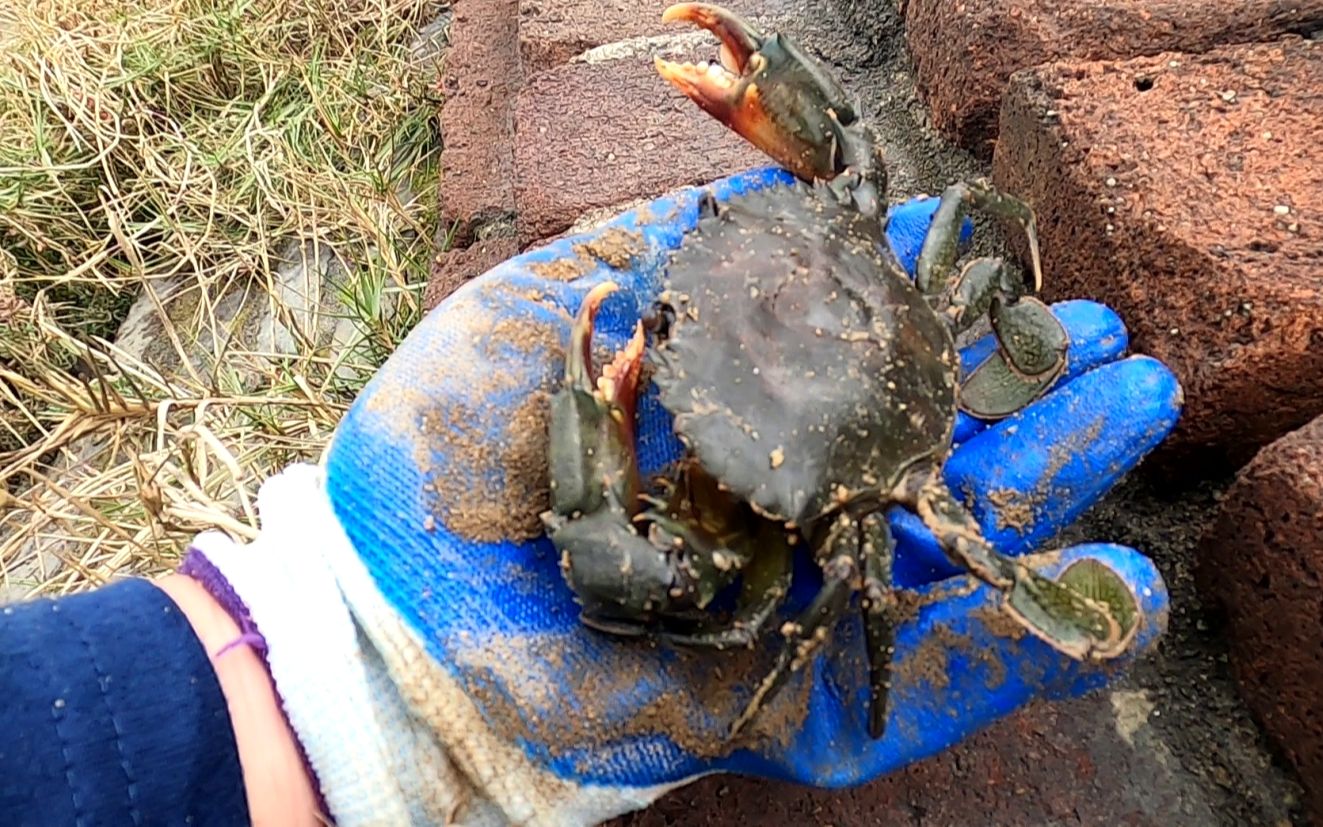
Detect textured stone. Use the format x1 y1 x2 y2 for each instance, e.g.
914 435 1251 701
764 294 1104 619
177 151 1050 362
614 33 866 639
1198 413 1323 825
991 38 1323 472
424 237 520 310
897 0 1323 158
519 0 672 72
518 0 778 72
512 43 769 245
609 694 1220 826
437 0 520 247
429 0 789 303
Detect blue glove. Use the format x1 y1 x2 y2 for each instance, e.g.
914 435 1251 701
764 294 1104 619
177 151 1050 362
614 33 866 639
314 167 1179 820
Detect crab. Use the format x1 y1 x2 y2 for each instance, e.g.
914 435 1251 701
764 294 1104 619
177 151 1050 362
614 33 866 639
540 3 1138 741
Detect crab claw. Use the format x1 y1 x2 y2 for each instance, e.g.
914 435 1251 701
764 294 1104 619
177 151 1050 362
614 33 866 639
567 281 646 438
567 281 620 391
661 3 763 73
655 4 824 182
656 4 882 213
601 320 646 437
549 282 648 521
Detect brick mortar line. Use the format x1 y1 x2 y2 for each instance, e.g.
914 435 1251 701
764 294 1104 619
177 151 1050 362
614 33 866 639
572 31 718 65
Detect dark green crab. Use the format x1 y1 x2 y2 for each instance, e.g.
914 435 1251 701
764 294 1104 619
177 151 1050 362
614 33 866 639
541 3 1136 741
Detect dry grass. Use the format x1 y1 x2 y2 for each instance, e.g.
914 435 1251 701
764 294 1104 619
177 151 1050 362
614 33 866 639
0 0 448 598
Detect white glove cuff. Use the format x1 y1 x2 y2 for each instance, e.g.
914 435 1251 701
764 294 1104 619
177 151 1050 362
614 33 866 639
193 463 686 826
191 464 480 825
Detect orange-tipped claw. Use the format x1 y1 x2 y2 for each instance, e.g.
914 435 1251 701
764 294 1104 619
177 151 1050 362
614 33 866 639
655 4 851 185
600 321 647 438
567 281 647 436
567 281 620 391
661 3 762 73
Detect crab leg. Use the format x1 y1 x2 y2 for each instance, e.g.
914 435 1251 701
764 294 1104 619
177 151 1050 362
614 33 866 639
905 470 1130 662
915 179 1044 296
729 512 859 740
957 296 1069 419
859 511 898 739
912 179 1069 417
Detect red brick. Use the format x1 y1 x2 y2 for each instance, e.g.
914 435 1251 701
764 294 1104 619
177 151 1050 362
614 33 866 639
991 39 1323 473
609 696 1215 826
1198 413 1323 825
511 43 769 245
517 1 779 73
900 0 1323 158
518 0 670 73
424 237 519 310
437 0 520 247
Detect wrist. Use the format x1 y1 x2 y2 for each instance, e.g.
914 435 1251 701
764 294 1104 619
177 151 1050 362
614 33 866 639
154 574 323 826
183 464 458 825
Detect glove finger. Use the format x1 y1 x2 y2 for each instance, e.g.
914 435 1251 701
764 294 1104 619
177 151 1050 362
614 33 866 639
725 542 1168 787
890 354 1183 587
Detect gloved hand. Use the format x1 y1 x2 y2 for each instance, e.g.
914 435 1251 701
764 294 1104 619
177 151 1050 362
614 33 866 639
188 167 1181 827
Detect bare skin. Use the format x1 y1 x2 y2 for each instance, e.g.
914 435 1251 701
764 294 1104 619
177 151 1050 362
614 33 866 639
154 575 323 827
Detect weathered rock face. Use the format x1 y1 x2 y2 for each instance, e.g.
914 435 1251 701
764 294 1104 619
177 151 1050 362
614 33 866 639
1199 413 1323 825
510 44 768 246
519 0 685 73
436 0 521 251
890 0 1323 158
992 38 1323 473
425 238 519 312
431 0 790 306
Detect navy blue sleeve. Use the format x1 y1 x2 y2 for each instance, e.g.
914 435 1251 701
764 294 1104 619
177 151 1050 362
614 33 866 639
0 578 251 826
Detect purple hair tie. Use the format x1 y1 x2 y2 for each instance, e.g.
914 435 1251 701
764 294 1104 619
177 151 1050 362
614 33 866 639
178 546 331 816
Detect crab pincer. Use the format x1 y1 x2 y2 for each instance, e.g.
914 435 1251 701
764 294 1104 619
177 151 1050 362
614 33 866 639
544 283 782 640
543 283 673 635
654 3 883 215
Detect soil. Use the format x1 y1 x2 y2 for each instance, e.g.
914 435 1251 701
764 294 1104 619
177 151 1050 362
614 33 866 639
1061 474 1308 825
